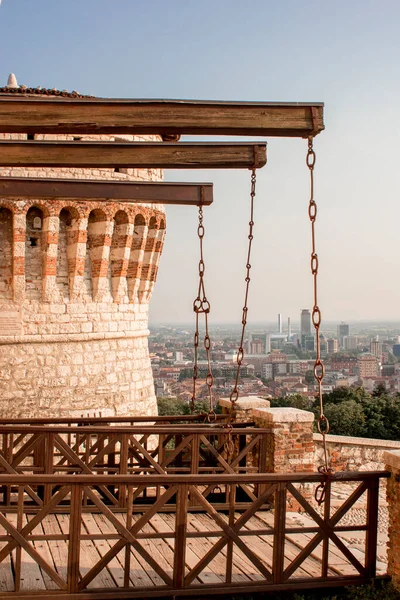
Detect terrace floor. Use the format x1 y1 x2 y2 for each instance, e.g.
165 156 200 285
0 507 388 594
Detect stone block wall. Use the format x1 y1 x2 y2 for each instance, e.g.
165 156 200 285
0 131 166 418
314 433 400 472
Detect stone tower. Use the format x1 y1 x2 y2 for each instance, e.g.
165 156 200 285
0 76 166 418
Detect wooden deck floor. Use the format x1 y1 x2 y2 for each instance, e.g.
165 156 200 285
0 510 388 593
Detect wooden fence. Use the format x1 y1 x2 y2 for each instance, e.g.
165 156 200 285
0 471 388 599
0 425 268 510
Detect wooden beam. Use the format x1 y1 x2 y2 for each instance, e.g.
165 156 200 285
0 96 324 137
0 141 266 169
0 177 214 205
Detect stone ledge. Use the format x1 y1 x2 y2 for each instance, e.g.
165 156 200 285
384 449 400 471
253 407 314 423
315 432 400 449
0 329 150 344
219 396 270 410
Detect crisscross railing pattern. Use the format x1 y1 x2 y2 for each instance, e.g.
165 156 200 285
0 471 388 598
0 425 268 510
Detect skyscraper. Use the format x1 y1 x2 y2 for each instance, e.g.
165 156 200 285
278 313 282 334
337 322 350 348
287 317 291 340
301 309 312 350
301 310 311 336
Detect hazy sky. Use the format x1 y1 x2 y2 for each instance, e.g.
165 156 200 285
1 0 399 325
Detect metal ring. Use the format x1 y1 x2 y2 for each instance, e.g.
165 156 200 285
230 389 239 403
312 307 321 327
317 415 330 434
308 202 317 220
306 150 316 168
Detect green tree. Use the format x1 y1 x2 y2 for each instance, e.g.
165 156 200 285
323 400 367 437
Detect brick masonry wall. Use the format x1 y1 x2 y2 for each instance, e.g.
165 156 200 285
252 407 315 511
385 451 400 590
314 433 400 471
0 131 166 418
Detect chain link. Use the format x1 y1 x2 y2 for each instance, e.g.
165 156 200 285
307 136 333 505
191 205 215 420
224 169 257 458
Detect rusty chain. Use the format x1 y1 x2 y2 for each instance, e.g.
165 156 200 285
225 168 257 458
191 204 215 421
306 136 333 505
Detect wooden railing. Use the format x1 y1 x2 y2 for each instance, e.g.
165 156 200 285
0 414 231 426
0 425 268 510
0 471 388 598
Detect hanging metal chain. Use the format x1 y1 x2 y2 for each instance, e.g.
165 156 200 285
191 204 215 420
224 168 257 456
307 136 333 505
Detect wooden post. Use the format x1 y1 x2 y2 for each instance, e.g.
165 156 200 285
43 432 54 504
365 477 379 578
119 433 129 508
321 478 331 578
272 482 287 584
173 484 188 588
124 486 133 588
67 484 82 593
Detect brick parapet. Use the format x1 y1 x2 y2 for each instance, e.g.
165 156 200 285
219 396 271 423
384 450 400 590
252 407 315 511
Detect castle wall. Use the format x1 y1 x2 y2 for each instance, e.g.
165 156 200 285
0 132 166 418
314 432 400 471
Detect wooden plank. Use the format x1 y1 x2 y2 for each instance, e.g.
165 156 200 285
92 514 155 588
249 512 325 578
280 513 357 576
0 96 324 137
150 513 209 586
81 514 122 587
41 515 69 584
166 512 236 583
25 515 60 590
189 513 255 583
185 487 273 585
8 513 46 592
0 518 14 592
0 141 267 170
0 177 213 206
0 470 388 487
59 514 115 590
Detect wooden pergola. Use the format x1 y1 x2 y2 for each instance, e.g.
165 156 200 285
0 97 324 205
4 98 386 600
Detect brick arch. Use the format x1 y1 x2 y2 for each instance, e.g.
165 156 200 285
140 214 166 302
127 212 148 301
55 207 78 301
109 210 132 302
83 208 113 301
22 201 51 219
0 207 13 300
25 206 45 300
56 205 81 221
0 200 17 214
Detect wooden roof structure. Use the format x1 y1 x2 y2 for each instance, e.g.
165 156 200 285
0 96 324 204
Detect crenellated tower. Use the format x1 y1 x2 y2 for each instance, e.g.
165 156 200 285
0 76 166 417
